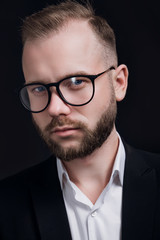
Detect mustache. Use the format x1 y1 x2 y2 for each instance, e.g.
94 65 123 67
44 116 86 132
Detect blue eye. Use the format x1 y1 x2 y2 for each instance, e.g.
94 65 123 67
72 79 83 85
29 85 47 96
34 86 46 92
61 77 90 91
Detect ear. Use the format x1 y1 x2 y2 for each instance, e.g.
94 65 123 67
113 64 128 102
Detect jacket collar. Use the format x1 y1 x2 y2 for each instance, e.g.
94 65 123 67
29 156 72 240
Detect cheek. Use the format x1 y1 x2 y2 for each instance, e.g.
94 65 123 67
77 84 114 128
32 112 51 130
94 81 114 111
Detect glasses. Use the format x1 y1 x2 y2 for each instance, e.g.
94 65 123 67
19 66 115 113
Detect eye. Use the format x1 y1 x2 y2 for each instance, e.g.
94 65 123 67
33 86 46 92
29 85 47 96
61 77 90 90
72 79 83 86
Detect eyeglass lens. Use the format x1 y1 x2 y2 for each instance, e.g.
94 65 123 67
20 76 94 112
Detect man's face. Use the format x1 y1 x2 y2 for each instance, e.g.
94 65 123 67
22 21 118 161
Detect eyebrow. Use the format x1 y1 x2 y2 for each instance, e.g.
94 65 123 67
25 70 92 85
61 71 92 78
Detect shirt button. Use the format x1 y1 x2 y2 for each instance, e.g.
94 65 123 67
91 211 97 217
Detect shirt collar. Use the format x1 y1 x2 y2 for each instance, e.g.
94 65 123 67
111 133 125 186
57 133 126 189
57 156 69 189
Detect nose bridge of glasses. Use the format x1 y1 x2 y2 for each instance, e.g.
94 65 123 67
47 82 59 90
47 83 71 116
46 82 60 96
47 81 66 106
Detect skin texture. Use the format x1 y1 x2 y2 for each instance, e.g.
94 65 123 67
22 20 128 203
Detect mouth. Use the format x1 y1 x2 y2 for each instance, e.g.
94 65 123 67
51 126 81 137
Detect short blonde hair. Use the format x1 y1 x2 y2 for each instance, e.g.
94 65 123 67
22 0 117 62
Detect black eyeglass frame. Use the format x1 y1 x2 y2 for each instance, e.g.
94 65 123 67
19 66 115 113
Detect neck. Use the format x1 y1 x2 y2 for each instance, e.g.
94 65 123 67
62 127 119 204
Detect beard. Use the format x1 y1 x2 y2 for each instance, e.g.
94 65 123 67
33 91 117 162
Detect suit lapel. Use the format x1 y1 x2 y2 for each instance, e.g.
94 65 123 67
122 144 157 240
29 156 72 240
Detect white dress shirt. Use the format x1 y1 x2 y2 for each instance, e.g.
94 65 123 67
57 136 125 240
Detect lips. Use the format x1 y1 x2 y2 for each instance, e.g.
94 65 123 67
53 126 79 132
51 126 80 137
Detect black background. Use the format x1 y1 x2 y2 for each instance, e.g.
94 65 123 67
1 0 160 180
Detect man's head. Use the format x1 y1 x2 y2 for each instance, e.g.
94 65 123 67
21 0 128 161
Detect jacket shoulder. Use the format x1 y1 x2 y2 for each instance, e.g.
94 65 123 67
0 154 56 188
124 142 160 169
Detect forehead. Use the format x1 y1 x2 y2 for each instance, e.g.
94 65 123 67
22 21 106 80
23 20 104 55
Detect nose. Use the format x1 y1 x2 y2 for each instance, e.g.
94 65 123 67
47 91 71 117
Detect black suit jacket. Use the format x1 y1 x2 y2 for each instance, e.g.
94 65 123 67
0 143 160 240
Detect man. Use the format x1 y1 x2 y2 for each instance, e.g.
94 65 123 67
0 1 160 239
